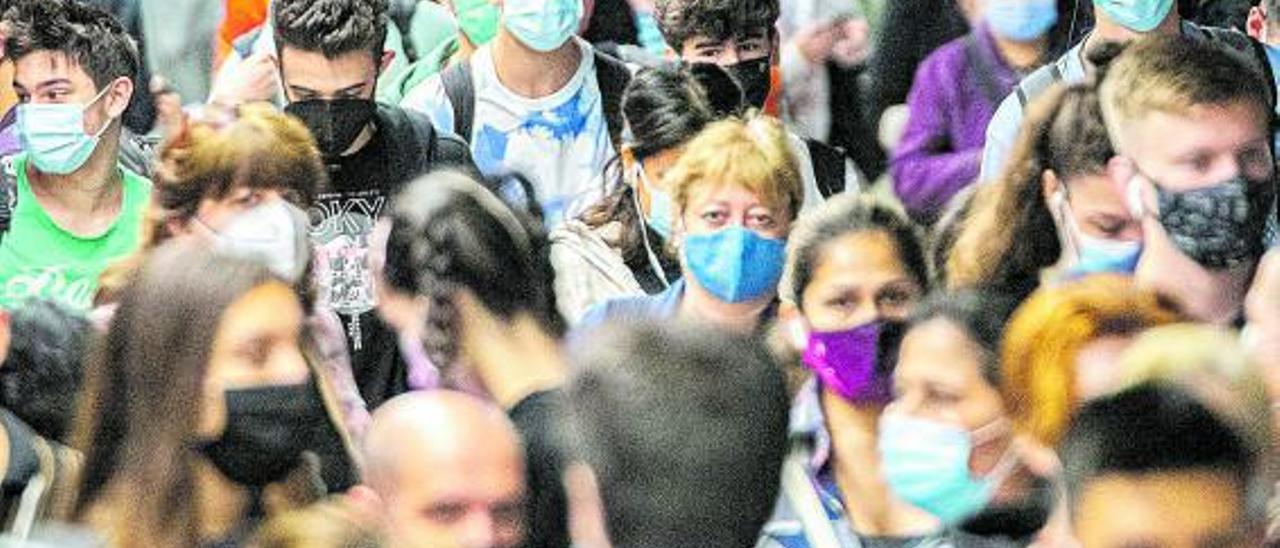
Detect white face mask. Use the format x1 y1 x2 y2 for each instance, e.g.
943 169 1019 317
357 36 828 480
201 199 311 282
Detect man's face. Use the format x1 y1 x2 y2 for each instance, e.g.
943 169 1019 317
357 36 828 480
1073 470 1257 548
679 29 772 66
381 437 527 548
278 47 380 103
1115 101 1273 320
12 51 123 137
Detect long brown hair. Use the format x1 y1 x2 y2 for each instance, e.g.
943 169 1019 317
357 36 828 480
71 240 276 547
946 83 1113 297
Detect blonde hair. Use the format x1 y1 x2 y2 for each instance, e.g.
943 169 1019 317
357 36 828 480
1117 323 1273 477
249 498 385 548
1098 35 1271 153
1000 275 1184 446
664 114 802 222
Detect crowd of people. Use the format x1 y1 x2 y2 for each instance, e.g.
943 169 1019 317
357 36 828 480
0 0 1276 546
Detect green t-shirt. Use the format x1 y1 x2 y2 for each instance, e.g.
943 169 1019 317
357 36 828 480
0 154 152 310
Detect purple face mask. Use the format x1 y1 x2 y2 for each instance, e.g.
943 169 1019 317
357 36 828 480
802 321 901 404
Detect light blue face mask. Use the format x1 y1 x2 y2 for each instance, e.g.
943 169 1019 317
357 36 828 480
502 0 583 52
878 414 1018 526
17 85 115 175
1057 190 1142 275
1093 0 1175 32
634 164 674 240
986 0 1058 42
683 225 786 303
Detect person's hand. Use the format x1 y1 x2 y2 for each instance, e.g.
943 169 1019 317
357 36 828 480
830 18 871 67
209 51 279 106
453 289 567 410
792 22 838 65
150 75 184 139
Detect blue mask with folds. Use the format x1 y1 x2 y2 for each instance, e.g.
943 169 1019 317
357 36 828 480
682 225 786 303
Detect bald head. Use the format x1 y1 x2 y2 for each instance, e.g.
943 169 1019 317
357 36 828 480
362 391 527 548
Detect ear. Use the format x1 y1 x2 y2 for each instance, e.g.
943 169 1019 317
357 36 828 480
0 309 11 366
1040 169 1062 204
779 302 809 352
379 50 395 74
619 146 637 174
104 77 135 119
1249 7 1268 41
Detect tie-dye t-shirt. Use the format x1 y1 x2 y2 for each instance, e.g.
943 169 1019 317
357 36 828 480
400 38 613 226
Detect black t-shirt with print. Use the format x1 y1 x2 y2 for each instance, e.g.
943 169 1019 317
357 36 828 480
309 103 472 409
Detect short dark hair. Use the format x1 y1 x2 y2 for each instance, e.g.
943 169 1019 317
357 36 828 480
654 0 780 51
786 192 929 310
1060 383 1261 520
567 320 789 548
907 290 1021 386
272 0 389 60
0 299 91 442
2 0 140 89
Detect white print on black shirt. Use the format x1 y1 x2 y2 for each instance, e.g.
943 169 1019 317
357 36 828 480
309 191 386 350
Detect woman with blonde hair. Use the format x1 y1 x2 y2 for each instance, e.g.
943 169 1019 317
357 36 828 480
579 114 803 334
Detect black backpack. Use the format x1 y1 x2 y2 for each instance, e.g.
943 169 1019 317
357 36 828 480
804 138 850 198
437 48 631 151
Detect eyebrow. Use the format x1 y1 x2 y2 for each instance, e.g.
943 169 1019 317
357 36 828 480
288 81 368 96
14 78 73 92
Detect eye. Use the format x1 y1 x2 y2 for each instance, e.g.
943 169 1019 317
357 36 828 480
700 210 728 225
424 503 468 524
824 295 858 311
925 386 961 406
747 212 777 230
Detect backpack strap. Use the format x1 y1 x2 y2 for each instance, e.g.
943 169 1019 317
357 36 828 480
1015 56 1066 108
804 139 848 198
402 107 482 180
592 49 632 152
440 59 476 143
962 33 1008 108
231 26 264 62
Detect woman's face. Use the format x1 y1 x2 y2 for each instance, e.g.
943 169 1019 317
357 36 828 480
629 147 683 218
1057 173 1143 242
198 281 310 437
680 182 790 240
799 230 923 333
191 187 288 234
889 318 1009 472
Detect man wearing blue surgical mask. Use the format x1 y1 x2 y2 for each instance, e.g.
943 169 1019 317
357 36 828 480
401 0 632 227
980 0 1280 181
0 0 152 311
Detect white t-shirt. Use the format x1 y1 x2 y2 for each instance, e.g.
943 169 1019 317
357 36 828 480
400 38 613 226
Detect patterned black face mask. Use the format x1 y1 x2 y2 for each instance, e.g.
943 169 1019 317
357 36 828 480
1146 174 1274 269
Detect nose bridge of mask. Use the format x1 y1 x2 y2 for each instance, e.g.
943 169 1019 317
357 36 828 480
216 199 311 282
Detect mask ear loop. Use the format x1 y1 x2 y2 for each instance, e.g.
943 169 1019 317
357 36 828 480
630 163 671 290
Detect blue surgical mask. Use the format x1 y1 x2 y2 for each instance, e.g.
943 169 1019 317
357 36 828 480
986 0 1058 42
502 0 583 52
878 414 1017 526
683 225 786 303
634 164 674 240
17 85 115 175
1057 190 1142 274
1093 0 1175 32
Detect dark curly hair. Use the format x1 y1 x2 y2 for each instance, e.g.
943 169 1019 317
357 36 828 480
0 299 91 442
654 0 779 51
2 0 140 89
273 0 389 60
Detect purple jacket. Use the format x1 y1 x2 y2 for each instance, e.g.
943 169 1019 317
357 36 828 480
890 25 1022 219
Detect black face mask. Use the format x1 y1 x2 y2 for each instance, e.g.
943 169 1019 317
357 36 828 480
199 381 328 487
726 58 771 110
285 98 378 159
1149 173 1275 269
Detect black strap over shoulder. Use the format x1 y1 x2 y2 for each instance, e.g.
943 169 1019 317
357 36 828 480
0 157 18 241
1014 57 1066 108
804 139 848 198
592 49 631 151
440 59 477 143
